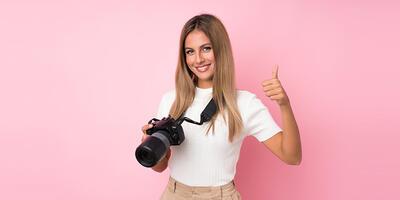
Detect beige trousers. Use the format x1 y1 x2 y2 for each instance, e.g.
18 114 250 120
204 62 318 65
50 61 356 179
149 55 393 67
160 177 242 200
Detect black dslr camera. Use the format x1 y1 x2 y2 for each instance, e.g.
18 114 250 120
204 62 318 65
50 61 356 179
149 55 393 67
135 116 184 167
135 99 217 168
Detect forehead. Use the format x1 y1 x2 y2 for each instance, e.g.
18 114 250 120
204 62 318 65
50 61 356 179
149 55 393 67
185 30 211 48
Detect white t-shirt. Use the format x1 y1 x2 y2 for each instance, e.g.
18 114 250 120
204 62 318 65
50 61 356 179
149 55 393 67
155 87 282 186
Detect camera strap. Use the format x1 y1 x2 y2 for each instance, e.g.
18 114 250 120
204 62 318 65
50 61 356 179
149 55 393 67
176 98 217 125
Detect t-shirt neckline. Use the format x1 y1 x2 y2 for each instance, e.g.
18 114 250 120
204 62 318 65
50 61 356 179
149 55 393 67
195 86 212 98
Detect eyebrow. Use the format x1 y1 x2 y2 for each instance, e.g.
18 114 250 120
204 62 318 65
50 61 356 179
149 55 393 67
184 43 212 51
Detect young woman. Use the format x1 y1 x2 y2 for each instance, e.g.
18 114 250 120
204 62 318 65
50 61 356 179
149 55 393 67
141 13 302 200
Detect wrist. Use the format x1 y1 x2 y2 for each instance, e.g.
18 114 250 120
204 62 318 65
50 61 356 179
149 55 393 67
279 102 291 109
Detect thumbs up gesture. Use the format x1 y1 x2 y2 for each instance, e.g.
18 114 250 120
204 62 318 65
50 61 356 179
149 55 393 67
261 65 290 107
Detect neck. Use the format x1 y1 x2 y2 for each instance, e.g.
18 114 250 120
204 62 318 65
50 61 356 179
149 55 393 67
197 80 213 89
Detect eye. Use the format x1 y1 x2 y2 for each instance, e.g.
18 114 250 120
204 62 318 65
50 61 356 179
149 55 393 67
185 50 194 55
203 46 212 52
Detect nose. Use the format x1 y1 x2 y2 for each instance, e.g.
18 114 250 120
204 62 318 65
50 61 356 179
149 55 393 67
195 51 205 65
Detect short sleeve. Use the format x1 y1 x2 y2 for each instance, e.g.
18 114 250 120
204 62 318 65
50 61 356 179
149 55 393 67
156 90 175 119
243 94 282 142
156 94 166 119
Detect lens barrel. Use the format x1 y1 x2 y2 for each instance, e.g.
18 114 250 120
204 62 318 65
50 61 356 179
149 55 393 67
135 130 169 167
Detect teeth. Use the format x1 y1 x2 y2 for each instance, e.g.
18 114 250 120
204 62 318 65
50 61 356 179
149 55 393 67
197 64 210 72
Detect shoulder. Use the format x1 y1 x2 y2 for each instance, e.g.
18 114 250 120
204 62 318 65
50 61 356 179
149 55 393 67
236 90 258 113
236 89 267 118
156 89 176 118
157 89 176 108
236 89 258 106
161 89 176 101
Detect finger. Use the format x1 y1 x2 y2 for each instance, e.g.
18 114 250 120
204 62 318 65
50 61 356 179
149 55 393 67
141 125 147 133
265 88 282 97
263 83 281 92
272 65 279 79
262 78 279 86
265 89 282 97
270 94 283 100
141 134 148 142
141 124 153 133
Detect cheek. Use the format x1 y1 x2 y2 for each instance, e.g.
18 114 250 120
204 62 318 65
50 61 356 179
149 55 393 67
185 60 195 73
207 52 215 61
186 56 194 66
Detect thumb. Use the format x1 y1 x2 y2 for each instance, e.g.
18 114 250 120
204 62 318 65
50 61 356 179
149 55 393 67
272 65 279 79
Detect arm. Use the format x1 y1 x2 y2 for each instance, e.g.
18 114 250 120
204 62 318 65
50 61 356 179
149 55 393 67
261 65 302 165
141 124 171 172
262 104 302 165
151 148 171 172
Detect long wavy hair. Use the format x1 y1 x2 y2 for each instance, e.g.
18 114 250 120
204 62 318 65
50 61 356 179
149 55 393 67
169 14 243 142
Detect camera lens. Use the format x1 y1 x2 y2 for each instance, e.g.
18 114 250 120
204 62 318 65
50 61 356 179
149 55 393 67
135 131 170 167
136 146 156 167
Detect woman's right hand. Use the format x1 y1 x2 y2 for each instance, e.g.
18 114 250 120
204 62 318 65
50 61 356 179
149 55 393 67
140 123 171 172
141 123 153 142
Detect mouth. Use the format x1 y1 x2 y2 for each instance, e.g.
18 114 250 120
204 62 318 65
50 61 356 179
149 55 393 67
195 64 211 72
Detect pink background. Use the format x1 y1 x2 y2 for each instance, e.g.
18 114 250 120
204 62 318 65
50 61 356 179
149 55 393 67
1 0 399 199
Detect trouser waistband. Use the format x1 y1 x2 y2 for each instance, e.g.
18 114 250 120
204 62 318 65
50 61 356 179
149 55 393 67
167 176 235 193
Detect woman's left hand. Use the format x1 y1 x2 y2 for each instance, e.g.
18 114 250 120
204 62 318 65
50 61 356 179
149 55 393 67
261 65 290 107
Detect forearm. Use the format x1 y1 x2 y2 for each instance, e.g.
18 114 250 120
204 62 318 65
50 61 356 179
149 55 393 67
280 103 302 164
151 149 171 172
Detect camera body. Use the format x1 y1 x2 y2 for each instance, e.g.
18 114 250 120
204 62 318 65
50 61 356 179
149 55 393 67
135 116 184 167
135 98 217 168
146 116 185 145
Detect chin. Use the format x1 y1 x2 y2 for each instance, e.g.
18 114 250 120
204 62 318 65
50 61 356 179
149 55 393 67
197 74 213 81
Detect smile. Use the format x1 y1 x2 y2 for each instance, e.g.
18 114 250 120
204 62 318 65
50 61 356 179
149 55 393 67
195 64 211 72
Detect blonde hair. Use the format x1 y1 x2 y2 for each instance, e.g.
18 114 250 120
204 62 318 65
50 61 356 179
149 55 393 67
169 14 243 142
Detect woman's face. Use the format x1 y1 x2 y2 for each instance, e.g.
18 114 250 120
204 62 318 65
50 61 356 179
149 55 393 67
184 30 215 88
